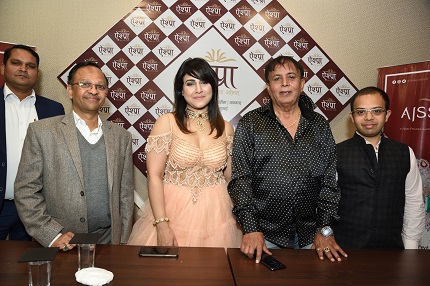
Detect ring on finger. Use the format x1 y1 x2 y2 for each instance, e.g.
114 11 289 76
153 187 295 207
316 248 321 251
323 247 330 253
63 245 68 251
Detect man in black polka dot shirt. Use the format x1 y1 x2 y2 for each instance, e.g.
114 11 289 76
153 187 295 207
228 56 347 263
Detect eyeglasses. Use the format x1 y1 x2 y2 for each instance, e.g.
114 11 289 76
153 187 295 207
351 108 387 116
71 81 107 92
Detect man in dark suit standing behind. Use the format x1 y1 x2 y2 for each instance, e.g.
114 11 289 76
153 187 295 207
0 44 64 240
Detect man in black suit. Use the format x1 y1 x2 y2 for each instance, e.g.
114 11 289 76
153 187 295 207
0 44 64 240
334 86 425 249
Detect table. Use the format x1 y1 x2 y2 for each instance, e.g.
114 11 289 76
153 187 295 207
0 241 234 285
227 248 430 286
3 241 430 285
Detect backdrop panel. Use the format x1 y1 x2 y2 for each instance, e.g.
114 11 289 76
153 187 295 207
58 0 357 176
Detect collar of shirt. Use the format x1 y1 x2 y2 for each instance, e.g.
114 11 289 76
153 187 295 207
356 131 382 149
356 131 382 159
262 94 316 121
4 83 36 103
72 111 103 144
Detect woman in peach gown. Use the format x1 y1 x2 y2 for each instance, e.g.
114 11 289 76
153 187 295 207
128 58 242 248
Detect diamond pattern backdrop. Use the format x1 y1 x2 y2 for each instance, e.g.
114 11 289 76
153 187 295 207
58 0 357 175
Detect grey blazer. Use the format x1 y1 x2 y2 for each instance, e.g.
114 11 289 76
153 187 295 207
14 113 134 247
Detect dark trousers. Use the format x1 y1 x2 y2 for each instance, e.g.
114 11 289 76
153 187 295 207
0 200 31 240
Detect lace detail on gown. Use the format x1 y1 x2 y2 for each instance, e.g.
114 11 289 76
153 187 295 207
145 133 172 155
145 132 233 203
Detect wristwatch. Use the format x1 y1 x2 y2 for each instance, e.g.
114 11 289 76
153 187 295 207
316 226 334 237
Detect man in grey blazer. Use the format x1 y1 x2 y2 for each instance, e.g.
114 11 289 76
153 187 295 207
15 61 134 250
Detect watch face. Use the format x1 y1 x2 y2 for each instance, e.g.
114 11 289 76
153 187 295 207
321 226 333 237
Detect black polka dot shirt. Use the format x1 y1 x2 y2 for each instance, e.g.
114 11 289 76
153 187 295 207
228 96 340 248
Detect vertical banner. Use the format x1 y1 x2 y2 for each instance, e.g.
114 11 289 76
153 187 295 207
377 61 430 249
58 0 357 176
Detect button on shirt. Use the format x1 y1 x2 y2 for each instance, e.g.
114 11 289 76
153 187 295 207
5 84 37 199
228 96 340 248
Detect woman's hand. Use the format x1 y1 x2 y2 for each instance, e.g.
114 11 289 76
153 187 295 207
156 223 178 246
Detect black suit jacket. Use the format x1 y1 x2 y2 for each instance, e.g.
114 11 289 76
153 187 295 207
0 86 65 208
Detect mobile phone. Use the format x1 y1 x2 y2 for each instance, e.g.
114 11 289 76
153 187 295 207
260 254 286 271
138 246 179 258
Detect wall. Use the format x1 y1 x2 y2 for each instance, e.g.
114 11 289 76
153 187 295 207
1 0 429 204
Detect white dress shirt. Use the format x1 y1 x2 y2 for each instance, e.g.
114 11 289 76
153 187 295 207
4 84 37 199
72 111 103 144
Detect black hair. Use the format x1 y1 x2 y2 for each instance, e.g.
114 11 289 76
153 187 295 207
264 55 304 83
349 86 390 111
3 44 40 66
173 58 224 137
67 61 108 87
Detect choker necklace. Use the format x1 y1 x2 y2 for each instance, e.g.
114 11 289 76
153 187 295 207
185 107 209 131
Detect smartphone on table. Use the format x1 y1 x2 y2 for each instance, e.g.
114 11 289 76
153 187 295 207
139 246 179 258
260 253 286 271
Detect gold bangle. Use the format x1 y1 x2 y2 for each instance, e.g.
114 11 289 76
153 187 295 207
153 217 170 226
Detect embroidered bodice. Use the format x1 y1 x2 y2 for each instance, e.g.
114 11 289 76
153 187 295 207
145 132 232 203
